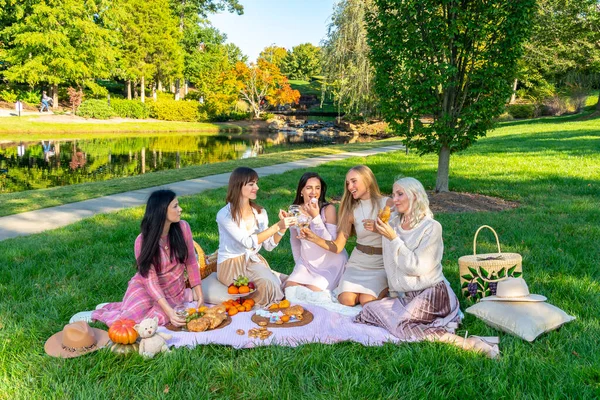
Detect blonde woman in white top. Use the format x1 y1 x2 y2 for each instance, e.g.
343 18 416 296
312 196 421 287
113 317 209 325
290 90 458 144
301 165 393 306
354 177 499 358
216 167 296 307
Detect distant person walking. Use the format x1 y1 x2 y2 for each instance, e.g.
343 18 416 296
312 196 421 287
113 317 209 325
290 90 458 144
40 91 52 112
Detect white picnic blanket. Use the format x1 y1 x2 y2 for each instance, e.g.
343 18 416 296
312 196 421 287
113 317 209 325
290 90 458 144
160 303 399 349
284 285 363 317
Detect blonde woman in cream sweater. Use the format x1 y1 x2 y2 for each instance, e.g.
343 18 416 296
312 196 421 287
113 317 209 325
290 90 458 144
354 177 500 358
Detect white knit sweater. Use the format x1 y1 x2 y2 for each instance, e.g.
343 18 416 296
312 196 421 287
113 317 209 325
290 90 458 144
382 216 445 293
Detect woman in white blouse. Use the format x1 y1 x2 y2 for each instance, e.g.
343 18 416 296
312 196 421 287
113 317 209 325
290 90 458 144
354 177 499 358
216 167 296 306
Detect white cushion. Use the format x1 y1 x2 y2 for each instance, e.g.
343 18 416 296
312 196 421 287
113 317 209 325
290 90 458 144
466 301 575 342
201 273 231 304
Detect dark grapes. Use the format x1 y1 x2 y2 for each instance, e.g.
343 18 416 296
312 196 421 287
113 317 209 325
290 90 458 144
468 282 478 297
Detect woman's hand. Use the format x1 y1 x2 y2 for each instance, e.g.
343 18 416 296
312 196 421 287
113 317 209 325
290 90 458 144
375 218 397 241
299 227 319 242
278 216 297 230
362 218 376 232
303 199 319 218
167 307 186 327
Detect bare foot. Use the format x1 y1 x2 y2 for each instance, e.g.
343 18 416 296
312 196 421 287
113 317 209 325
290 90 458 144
464 336 500 359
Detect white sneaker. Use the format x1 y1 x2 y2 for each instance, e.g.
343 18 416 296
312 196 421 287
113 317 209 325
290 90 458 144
69 311 93 324
95 302 110 310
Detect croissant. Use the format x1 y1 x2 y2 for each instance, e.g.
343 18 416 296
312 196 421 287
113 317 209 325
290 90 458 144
187 317 210 332
205 305 226 315
282 305 304 318
205 313 227 329
378 206 391 223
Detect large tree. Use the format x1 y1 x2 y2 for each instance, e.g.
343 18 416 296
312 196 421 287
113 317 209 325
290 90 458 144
367 0 536 192
519 0 600 109
281 43 322 80
321 0 377 117
258 45 288 71
234 59 299 118
2 0 116 106
170 0 243 97
115 0 183 101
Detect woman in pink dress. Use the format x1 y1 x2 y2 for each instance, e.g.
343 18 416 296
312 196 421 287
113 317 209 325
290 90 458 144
92 190 204 328
286 172 348 291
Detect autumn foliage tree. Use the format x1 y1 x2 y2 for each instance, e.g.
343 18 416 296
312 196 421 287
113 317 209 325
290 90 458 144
367 0 536 192
234 59 300 118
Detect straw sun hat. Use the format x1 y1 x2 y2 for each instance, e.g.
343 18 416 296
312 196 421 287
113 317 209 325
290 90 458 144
480 277 546 302
44 321 109 358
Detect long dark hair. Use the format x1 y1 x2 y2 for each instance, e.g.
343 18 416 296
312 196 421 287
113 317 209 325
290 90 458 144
226 167 263 224
292 172 329 211
137 190 188 278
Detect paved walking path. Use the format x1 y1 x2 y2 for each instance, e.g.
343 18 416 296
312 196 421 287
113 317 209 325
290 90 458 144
0 144 404 241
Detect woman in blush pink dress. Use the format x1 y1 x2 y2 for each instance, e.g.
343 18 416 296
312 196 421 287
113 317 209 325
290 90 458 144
286 172 348 291
92 190 204 328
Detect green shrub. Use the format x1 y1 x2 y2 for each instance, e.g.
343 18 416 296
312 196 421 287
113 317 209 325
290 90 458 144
495 112 514 122
260 112 275 121
84 81 109 99
20 90 41 106
0 89 18 103
77 99 115 119
147 99 200 122
506 103 535 119
110 99 149 119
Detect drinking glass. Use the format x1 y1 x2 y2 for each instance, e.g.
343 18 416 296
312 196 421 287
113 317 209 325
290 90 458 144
174 304 187 330
288 205 301 217
297 214 312 230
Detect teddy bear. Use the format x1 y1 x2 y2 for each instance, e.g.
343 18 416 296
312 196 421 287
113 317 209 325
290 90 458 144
134 317 172 358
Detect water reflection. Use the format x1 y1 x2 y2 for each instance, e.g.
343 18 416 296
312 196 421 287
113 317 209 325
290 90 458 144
0 132 376 193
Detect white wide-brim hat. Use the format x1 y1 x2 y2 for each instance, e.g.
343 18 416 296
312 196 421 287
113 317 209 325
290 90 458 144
480 277 546 302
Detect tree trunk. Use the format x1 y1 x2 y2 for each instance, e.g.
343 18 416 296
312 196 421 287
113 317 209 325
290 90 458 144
184 81 188 96
435 144 451 192
52 84 58 109
509 79 518 104
152 84 157 101
141 76 145 103
158 80 163 92
127 80 132 100
175 79 180 101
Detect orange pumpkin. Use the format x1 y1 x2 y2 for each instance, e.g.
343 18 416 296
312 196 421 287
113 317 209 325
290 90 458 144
108 319 138 345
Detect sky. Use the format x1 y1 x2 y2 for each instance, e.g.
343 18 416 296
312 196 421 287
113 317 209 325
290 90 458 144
209 0 335 63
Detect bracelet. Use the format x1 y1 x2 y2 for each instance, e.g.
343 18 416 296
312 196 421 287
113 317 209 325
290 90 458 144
276 230 286 237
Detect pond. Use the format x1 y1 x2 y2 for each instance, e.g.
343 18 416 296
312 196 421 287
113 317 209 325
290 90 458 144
0 131 379 193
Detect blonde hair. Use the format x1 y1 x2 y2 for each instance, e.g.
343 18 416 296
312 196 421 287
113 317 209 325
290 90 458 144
338 165 383 237
393 177 433 228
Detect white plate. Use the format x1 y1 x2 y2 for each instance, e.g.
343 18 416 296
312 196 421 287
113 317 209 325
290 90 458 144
229 289 256 298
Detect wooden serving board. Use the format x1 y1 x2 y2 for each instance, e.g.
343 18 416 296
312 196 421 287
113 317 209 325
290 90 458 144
165 315 232 332
250 309 314 328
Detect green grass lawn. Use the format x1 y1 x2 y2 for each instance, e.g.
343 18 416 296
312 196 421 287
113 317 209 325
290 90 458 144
0 116 599 398
0 138 403 217
288 79 322 97
0 115 244 138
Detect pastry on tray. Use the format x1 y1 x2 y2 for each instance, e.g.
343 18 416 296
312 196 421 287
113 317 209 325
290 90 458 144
282 305 304 320
187 318 210 332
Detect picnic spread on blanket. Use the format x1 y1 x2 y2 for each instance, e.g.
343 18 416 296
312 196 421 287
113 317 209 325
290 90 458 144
48 172 576 360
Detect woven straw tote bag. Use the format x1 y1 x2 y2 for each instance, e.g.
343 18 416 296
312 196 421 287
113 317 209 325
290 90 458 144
458 225 522 301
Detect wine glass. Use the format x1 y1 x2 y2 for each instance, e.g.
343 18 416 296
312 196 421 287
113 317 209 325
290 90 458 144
174 303 187 330
288 205 301 217
297 214 312 230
